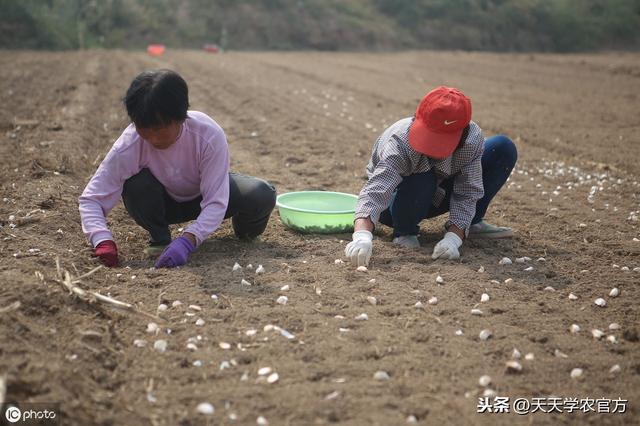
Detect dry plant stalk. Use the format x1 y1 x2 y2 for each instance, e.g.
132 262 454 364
51 257 161 321
0 301 21 314
0 375 6 406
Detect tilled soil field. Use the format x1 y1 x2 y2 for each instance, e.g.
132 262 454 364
1 50 639 426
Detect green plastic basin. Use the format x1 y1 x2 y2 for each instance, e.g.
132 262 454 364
276 191 358 234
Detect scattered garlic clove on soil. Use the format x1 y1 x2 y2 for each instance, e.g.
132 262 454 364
504 278 514 284
569 324 581 334
172 300 182 308
568 293 578 300
471 309 483 316
356 265 368 272
480 293 490 303
479 329 492 341
367 296 377 306
157 304 168 312
256 264 265 274
267 372 279 384
196 402 215 415
186 343 198 351
153 339 167 353
524 266 534 272
246 264 253 270
515 257 526 263
512 348 521 359
276 296 288 305
355 313 369 321
594 298 606 307
406 415 418 424
609 364 621 374
505 360 523 374
219 342 231 350
609 288 620 297
490 280 500 285
544 286 555 292
455 329 464 336
477 266 485 273
373 371 390 381
592 329 605 339
570 368 583 379
414 301 424 309
334 259 344 265
524 353 535 361
499 257 512 265
537 257 546 262
258 367 272 376
188 305 201 311
195 318 205 326
609 323 620 330
133 339 147 347
435 275 444 284
428 297 438 305
232 262 242 272
280 284 290 291
368 278 376 283
483 389 497 398
245 329 257 337
257 416 268 425
147 322 159 334
606 335 617 344
478 375 492 387
554 349 568 358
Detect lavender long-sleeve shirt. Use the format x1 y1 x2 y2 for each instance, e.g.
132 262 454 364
79 111 230 247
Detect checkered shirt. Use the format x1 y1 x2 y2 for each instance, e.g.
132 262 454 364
355 117 485 232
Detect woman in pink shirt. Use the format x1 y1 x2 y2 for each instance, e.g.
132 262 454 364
79 69 276 268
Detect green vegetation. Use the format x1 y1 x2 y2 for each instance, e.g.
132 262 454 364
1 0 639 51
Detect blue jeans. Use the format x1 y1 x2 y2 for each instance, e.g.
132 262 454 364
379 135 517 237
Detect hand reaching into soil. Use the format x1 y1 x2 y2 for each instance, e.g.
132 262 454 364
95 240 118 267
154 235 195 268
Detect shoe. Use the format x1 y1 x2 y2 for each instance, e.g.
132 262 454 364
144 244 168 258
392 235 421 249
469 220 514 239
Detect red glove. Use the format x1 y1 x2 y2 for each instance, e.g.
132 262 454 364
95 240 118 267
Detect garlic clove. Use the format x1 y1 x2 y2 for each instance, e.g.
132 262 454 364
479 329 492 341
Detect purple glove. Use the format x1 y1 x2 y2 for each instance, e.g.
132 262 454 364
154 236 195 268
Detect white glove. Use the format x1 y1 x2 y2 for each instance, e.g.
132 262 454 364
431 232 463 260
345 230 373 267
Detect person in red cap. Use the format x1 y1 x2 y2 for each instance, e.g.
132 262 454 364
345 86 517 266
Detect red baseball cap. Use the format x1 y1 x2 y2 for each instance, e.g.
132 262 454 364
408 86 472 159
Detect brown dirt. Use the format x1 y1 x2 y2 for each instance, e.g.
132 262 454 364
1 50 639 426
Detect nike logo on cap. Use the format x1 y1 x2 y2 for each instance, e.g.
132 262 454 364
444 120 457 125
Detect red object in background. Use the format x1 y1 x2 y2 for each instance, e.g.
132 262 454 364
203 44 219 53
147 44 166 56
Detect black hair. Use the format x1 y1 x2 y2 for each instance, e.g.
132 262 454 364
124 69 189 128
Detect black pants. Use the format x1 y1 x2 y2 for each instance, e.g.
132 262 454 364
122 168 276 245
